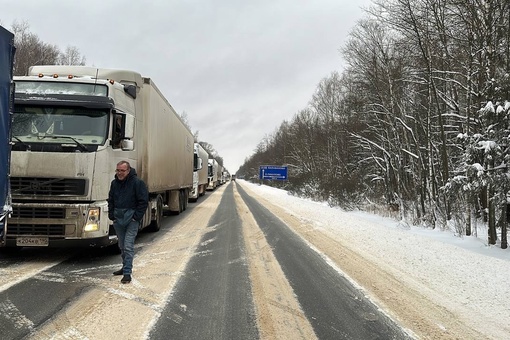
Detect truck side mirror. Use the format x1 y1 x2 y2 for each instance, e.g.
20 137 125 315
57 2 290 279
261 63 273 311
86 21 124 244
124 114 135 139
111 112 135 149
121 115 135 150
121 139 134 151
124 85 137 99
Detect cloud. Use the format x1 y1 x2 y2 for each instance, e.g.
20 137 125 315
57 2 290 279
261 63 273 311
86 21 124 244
1 0 370 171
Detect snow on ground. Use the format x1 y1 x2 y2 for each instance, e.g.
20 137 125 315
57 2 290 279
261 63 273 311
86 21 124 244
240 180 510 338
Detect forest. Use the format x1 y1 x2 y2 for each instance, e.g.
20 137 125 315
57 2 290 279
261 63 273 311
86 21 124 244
237 0 509 249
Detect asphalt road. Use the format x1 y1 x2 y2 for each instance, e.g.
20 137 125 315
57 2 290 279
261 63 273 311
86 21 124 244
149 183 258 339
236 184 410 339
0 182 411 339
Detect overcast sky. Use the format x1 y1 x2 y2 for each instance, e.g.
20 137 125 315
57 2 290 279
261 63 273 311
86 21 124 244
1 0 371 172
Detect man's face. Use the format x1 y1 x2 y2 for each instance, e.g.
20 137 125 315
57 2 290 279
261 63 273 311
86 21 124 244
116 164 129 181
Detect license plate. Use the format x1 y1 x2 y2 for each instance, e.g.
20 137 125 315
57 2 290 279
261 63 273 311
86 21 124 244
16 237 49 247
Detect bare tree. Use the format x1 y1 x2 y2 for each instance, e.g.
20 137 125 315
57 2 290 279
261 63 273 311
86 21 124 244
11 21 60 75
58 45 86 66
198 141 223 166
238 0 510 248
9 20 87 75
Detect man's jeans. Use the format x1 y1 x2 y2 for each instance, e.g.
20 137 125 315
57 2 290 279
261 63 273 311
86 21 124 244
114 219 139 275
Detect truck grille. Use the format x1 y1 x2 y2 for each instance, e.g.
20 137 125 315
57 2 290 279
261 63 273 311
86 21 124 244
8 224 65 236
11 206 66 219
11 177 87 196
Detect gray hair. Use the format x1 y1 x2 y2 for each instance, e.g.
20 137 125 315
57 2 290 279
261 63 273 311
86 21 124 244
117 160 131 168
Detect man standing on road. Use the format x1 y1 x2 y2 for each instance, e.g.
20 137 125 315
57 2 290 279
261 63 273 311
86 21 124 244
108 160 148 284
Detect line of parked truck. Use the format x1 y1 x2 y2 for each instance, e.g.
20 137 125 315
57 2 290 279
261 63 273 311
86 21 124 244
190 144 230 201
206 158 230 191
0 30 229 250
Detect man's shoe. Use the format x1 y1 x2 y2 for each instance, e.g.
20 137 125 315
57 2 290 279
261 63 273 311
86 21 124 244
113 269 123 276
121 274 131 284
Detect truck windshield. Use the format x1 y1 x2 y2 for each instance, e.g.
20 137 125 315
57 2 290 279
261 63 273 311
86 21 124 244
15 81 108 96
12 106 109 145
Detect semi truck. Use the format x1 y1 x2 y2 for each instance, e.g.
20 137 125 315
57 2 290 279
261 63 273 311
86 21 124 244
0 26 15 247
189 142 208 202
207 158 219 190
5 65 193 248
217 163 225 185
221 170 230 184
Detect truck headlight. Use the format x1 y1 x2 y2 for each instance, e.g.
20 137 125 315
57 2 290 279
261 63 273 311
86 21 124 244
84 208 100 232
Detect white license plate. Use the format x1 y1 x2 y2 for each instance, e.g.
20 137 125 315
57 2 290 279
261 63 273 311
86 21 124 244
16 237 49 247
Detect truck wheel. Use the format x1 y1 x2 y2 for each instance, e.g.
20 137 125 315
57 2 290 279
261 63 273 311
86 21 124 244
149 195 163 231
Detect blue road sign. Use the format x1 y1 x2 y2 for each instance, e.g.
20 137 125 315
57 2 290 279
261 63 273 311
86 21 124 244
259 165 288 180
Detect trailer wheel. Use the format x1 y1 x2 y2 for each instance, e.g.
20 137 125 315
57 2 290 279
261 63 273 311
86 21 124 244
149 195 163 231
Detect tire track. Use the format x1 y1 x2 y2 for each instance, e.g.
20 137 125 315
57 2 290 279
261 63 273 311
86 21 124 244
234 184 317 339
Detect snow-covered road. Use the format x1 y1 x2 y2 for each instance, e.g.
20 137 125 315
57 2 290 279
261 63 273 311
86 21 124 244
240 180 510 339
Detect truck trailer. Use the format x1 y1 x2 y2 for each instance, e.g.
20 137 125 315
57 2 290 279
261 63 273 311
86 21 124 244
5 65 193 248
189 142 208 202
0 26 15 247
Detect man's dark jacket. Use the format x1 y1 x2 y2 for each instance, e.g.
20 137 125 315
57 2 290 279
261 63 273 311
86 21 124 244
108 167 149 223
